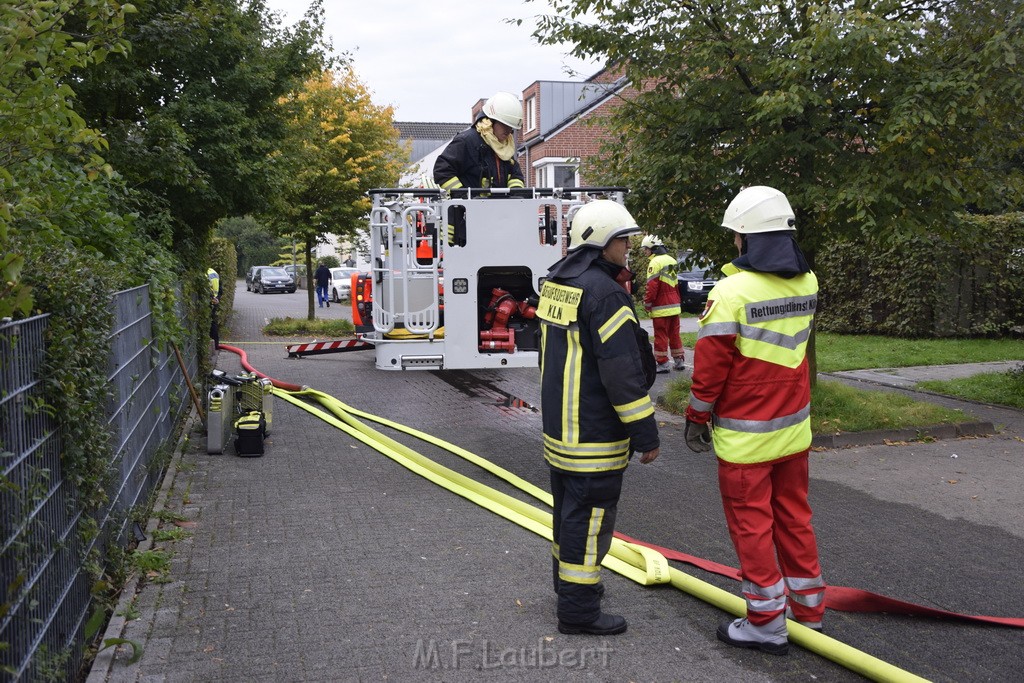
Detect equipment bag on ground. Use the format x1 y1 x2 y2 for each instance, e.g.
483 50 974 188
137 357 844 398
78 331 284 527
234 411 267 457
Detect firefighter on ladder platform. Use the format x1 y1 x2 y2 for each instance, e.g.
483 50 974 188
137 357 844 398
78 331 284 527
641 235 685 373
433 91 526 246
684 185 824 656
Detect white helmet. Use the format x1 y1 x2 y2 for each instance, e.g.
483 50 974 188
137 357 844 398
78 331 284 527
640 235 664 249
482 91 523 129
568 200 641 251
721 186 796 234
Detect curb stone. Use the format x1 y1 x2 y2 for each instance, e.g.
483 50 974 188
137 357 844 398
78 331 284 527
810 421 995 449
86 413 197 682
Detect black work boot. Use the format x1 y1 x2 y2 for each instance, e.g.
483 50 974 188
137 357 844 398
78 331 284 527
558 613 627 636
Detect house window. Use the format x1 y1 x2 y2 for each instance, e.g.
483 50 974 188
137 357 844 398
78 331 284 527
533 158 579 188
525 96 536 132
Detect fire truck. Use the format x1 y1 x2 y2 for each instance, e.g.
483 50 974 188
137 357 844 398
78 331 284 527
349 186 628 371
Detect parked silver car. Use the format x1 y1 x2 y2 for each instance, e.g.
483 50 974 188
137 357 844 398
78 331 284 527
330 267 360 302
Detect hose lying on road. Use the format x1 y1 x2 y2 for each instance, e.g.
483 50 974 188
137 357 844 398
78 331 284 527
272 385 927 683
214 344 1019 681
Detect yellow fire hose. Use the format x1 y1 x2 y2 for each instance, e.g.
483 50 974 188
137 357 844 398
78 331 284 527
275 387 929 683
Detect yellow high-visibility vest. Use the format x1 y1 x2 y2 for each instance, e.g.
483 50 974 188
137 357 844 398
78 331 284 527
689 264 817 464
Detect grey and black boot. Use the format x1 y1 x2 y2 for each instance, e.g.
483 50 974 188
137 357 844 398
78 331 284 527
716 615 788 655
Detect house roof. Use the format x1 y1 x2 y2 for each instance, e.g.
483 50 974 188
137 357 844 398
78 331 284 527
394 121 467 139
394 121 468 161
520 76 630 150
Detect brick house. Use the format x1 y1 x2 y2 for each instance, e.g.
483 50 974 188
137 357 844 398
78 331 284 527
514 65 635 188
396 65 635 189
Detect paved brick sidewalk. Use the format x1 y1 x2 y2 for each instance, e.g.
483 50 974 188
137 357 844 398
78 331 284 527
89 280 1024 682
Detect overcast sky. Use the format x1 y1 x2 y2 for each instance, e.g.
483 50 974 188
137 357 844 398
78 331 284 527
264 0 601 123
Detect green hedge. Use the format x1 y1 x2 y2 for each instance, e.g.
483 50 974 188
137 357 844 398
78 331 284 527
816 213 1024 338
209 236 236 333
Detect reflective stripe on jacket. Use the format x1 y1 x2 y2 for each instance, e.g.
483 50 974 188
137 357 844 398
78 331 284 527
539 259 659 475
686 264 817 464
644 252 681 318
207 268 220 297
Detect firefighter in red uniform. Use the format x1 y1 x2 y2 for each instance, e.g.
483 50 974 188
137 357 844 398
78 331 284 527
684 186 824 655
641 235 685 373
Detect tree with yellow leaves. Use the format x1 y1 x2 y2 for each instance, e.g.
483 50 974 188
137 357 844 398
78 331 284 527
275 68 406 318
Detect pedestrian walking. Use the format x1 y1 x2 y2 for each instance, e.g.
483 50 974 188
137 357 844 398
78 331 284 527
314 261 331 308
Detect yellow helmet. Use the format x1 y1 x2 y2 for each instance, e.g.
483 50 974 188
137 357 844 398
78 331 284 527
568 200 641 251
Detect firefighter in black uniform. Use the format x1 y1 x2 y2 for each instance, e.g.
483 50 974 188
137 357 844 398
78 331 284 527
433 91 526 193
433 91 526 247
537 200 661 636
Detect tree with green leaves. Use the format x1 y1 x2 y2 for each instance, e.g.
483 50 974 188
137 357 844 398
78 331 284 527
275 68 406 319
528 0 1024 267
215 215 286 276
72 0 330 260
1 0 134 318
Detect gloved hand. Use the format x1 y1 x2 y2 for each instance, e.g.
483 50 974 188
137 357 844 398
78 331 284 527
684 420 711 453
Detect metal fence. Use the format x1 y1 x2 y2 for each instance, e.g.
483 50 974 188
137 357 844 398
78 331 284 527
0 285 197 681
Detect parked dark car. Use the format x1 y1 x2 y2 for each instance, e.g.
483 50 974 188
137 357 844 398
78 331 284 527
245 266 265 291
677 254 719 314
252 266 296 294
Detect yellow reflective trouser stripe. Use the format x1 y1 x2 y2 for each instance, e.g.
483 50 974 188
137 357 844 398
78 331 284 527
613 396 654 424
558 507 605 585
440 177 462 190
507 178 524 188
559 561 601 584
586 508 603 568
598 306 636 343
561 329 582 443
